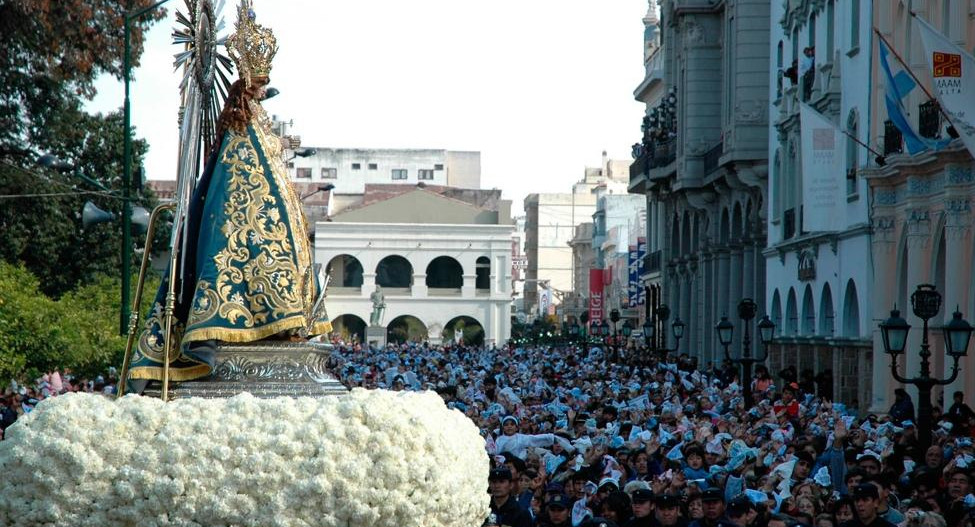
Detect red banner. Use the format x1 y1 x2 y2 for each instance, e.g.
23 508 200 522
589 269 604 322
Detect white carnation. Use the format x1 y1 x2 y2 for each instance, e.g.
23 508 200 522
0 389 490 527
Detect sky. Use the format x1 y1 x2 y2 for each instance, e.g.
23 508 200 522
87 0 649 215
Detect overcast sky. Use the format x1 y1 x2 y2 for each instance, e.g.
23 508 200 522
87 0 649 215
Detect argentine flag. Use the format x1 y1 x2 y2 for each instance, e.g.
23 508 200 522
878 39 950 154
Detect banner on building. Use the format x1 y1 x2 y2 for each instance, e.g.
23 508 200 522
799 102 844 232
637 237 647 305
538 288 552 319
915 14 975 161
628 245 639 308
589 269 604 322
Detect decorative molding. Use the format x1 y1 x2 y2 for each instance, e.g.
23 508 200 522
735 100 767 124
908 178 932 196
947 164 974 184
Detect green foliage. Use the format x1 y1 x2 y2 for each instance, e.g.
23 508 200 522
0 261 159 383
0 0 165 155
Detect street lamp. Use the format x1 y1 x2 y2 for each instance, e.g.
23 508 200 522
879 284 972 449
715 298 775 409
653 304 684 356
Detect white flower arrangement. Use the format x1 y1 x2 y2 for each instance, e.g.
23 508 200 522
0 389 489 527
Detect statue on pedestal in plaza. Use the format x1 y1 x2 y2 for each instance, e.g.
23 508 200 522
119 0 342 398
370 286 386 327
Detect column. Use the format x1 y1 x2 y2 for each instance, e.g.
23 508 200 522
362 273 377 299
943 199 973 398
688 261 699 358
869 214 899 413
903 208 934 405
462 274 476 298
729 245 743 351
412 274 428 298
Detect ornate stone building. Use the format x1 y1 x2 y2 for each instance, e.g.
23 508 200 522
763 0 874 407
864 1 975 413
631 0 770 364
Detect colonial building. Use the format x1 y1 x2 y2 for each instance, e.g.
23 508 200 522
632 0 771 364
864 2 975 412
763 0 874 407
315 185 514 346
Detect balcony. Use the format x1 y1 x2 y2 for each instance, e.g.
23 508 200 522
649 139 677 169
630 150 650 179
783 208 796 240
918 100 941 139
703 142 723 175
883 120 903 155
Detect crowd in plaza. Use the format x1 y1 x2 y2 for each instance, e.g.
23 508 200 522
4 340 975 527
329 341 975 527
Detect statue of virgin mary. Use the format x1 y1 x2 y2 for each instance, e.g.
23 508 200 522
128 1 331 384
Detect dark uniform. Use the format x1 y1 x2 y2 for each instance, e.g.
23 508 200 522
688 489 737 527
490 496 533 527
537 494 573 527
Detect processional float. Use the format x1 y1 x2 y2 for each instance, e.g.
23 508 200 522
117 0 344 400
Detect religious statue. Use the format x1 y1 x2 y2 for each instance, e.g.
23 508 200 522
370 287 386 327
127 0 331 384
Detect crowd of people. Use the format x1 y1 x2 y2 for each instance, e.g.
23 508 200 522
4 340 975 527
0 370 118 440
329 341 975 527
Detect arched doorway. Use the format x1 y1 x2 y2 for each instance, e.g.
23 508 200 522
425 256 463 289
444 316 484 346
386 315 428 344
801 284 816 335
332 314 367 343
376 255 413 288
326 254 364 288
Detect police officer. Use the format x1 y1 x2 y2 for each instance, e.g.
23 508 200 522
538 494 572 527
650 493 688 527
688 488 735 527
624 489 655 527
488 467 532 527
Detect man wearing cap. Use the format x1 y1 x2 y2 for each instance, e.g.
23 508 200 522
623 489 654 527
688 488 734 527
489 467 533 527
537 494 572 527
645 493 687 527
841 483 897 527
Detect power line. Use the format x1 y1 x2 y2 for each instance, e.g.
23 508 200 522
0 190 120 199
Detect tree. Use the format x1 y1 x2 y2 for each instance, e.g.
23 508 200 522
0 0 165 156
0 111 159 297
0 261 159 382
0 0 166 296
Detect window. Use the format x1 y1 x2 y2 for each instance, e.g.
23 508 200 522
321 167 337 179
850 0 860 50
296 167 312 179
434 164 444 170
351 163 361 170
368 163 378 170
391 169 407 180
418 169 434 180
846 110 859 196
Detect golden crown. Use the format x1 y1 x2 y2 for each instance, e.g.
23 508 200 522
226 0 278 85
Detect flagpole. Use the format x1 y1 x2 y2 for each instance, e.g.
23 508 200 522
841 128 887 166
874 26 959 138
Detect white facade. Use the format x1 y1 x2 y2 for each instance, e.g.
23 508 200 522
763 0 874 406
287 148 481 194
315 222 513 346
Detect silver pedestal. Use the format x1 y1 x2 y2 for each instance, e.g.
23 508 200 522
144 341 348 399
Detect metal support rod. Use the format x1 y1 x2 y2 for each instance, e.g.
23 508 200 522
118 203 176 396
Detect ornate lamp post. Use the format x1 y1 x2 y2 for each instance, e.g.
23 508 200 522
580 311 590 342
716 298 775 409
879 284 972 450
569 321 580 344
